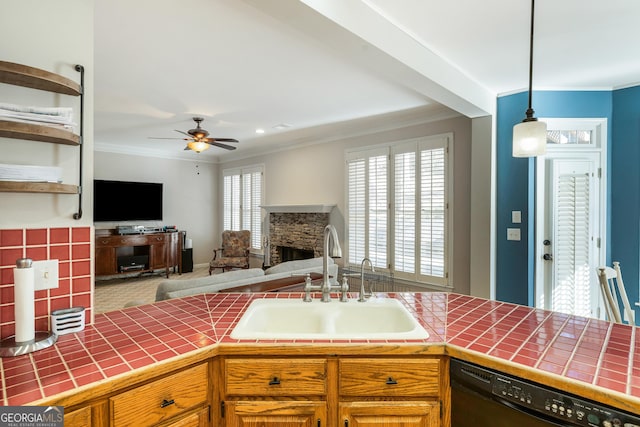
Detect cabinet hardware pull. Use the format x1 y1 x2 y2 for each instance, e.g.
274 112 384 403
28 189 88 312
344 420 349 427
160 399 175 408
317 419 321 427
385 377 398 385
268 376 280 385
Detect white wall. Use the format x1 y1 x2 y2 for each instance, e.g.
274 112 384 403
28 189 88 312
0 0 94 228
470 116 494 299
93 152 218 264
221 116 473 294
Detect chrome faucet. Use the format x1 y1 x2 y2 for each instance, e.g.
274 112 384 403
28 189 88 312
321 224 343 302
358 257 375 302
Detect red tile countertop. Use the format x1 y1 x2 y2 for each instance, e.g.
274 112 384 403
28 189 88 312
0 292 638 409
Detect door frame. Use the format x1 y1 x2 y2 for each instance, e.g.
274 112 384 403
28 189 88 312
534 118 608 316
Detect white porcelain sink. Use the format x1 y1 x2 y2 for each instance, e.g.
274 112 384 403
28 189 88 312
230 298 429 340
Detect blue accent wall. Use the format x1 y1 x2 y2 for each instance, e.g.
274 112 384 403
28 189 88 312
611 85 640 319
496 90 614 306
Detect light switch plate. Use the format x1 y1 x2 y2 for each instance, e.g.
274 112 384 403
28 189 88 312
512 211 522 223
33 259 59 290
507 228 521 241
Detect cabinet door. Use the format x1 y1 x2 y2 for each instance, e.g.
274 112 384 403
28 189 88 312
64 406 91 427
95 246 116 276
151 236 167 269
225 401 326 427
160 407 209 427
340 401 440 427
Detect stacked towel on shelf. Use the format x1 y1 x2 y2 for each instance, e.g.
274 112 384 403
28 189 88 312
0 163 62 183
0 102 75 129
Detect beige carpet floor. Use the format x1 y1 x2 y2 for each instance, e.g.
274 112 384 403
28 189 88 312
94 264 211 313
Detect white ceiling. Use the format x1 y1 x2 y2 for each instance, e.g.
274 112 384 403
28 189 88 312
94 0 640 162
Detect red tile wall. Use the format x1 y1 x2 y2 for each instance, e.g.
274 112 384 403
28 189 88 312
0 227 93 340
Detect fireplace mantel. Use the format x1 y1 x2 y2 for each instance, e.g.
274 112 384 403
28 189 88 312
261 204 335 213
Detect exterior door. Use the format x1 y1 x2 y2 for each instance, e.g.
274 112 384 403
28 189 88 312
535 119 606 318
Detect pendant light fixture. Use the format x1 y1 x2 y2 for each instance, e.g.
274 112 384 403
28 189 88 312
186 140 210 153
513 0 547 157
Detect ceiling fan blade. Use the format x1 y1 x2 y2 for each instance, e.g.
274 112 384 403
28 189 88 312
174 129 191 137
148 137 188 140
183 146 192 151
207 137 239 143
209 142 237 150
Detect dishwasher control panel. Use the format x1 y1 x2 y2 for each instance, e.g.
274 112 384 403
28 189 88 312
492 373 640 427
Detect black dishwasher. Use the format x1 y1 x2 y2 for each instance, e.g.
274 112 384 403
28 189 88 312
451 359 640 427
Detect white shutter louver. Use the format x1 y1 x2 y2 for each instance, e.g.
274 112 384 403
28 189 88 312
369 155 387 269
420 147 446 280
394 151 416 273
552 173 591 317
348 159 366 265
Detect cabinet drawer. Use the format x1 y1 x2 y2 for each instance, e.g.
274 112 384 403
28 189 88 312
225 358 327 396
339 358 440 397
96 237 117 247
110 363 208 427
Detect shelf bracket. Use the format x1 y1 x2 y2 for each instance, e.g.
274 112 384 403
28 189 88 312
73 64 84 220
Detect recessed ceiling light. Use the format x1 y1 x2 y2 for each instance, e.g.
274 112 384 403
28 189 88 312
255 128 265 134
272 123 293 130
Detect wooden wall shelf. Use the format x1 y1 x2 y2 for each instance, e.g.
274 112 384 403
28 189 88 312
0 61 84 216
0 181 78 194
0 120 80 146
0 60 82 96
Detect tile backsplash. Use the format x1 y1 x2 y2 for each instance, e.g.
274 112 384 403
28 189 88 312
0 227 93 340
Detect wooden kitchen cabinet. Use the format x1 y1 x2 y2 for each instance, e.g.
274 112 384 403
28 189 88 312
63 405 92 426
339 401 439 427
224 401 326 427
220 356 447 427
338 358 443 427
222 357 328 426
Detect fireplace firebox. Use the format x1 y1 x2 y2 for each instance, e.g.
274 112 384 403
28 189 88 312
278 246 315 263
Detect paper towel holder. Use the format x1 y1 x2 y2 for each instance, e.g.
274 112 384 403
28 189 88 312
0 258 58 357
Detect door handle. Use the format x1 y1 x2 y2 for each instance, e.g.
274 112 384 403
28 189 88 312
543 254 553 261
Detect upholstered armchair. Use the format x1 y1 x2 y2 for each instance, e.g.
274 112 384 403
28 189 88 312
209 230 251 274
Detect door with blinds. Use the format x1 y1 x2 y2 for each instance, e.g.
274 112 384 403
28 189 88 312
534 119 606 318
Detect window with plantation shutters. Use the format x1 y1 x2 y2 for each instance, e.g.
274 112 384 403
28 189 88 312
223 165 264 252
346 148 388 269
346 134 450 287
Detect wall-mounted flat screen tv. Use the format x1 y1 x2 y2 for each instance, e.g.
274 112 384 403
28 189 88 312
93 179 163 222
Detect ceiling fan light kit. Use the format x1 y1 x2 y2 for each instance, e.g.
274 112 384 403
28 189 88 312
513 0 547 158
187 140 210 153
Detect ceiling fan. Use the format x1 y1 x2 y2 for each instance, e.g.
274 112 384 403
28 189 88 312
150 117 238 153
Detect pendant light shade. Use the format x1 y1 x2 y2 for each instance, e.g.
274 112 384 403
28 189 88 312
187 140 210 153
513 0 547 157
513 118 547 157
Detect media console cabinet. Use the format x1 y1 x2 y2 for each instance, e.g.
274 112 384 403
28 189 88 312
95 229 183 278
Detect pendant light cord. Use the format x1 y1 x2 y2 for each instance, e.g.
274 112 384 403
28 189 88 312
525 0 536 120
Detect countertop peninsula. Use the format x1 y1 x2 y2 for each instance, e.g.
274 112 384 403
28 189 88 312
0 292 638 415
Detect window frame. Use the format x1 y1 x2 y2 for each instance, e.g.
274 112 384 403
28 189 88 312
345 134 453 288
223 164 265 253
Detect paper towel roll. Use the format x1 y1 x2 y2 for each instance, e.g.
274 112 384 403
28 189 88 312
14 259 35 343
185 238 193 249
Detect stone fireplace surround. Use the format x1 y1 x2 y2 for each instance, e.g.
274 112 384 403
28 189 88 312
262 205 335 267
